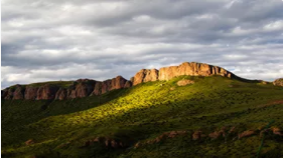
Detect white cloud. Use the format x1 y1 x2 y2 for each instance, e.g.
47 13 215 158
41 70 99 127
1 0 283 89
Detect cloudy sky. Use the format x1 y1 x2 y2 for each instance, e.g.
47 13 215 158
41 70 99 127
2 0 283 88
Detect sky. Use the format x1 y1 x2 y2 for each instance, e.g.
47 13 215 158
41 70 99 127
2 0 283 88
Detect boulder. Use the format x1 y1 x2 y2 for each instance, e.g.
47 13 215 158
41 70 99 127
238 130 255 139
25 139 34 146
192 130 205 140
177 79 195 86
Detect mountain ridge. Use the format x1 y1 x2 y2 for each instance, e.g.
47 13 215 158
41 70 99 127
0 62 271 100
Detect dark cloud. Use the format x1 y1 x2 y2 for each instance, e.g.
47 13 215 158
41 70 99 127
2 0 283 88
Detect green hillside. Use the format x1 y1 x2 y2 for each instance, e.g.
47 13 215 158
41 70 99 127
2 76 283 158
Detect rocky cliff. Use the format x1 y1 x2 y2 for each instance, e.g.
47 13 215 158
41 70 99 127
1 62 240 100
132 62 234 85
273 78 283 87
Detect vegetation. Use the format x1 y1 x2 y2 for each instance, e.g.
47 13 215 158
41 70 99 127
2 75 283 158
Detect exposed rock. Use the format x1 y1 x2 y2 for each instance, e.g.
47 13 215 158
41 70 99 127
273 78 283 86
92 76 129 95
2 89 8 99
84 137 125 148
134 130 188 148
101 79 112 94
192 130 205 140
25 139 34 145
124 81 132 88
37 84 59 100
111 76 127 90
177 79 195 86
238 130 255 139
130 77 134 83
74 79 96 98
208 127 226 139
4 88 15 99
229 126 236 133
13 85 25 100
55 88 67 100
25 86 39 100
2 62 237 100
159 62 233 81
133 69 159 85
272 127 283 136
92 82 102 95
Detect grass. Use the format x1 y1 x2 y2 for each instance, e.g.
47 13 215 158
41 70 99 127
1 75 283 158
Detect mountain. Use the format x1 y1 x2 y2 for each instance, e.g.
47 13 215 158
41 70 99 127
1 62 283 158
1 62 245 101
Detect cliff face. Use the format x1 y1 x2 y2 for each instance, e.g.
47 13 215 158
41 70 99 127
133 69 159 86
1 62 237 100
273 78 283 87
132 62 234 85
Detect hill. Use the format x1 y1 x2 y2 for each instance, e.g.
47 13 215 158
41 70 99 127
1 62 283 158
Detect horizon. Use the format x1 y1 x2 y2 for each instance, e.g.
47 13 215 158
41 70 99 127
1 61 275 89
2 0 283 89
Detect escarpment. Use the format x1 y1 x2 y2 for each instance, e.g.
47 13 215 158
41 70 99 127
132 62 234 85
2 62 239 100
273 78 283 87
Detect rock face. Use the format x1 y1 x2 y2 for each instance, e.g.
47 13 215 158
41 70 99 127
132 62 234 85
13 85 25 100
66 79 96 99
273 78 283 86
91 76 128 95
25 86 39 100
4 88 15 99
133 69 159 85
2 62 237 100
55 88 67 100
159 62 233 81
36 85 59 100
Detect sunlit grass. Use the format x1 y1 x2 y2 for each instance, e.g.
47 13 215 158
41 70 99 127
2 76 283 157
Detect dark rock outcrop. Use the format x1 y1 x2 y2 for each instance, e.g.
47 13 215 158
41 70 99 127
83 137 126 149
13 85 25 100
55 88 67 100
124 81 132 88
111 76 127 90
4 88 15 99
36 85 59 100
91 76 128 95
25 86 39 100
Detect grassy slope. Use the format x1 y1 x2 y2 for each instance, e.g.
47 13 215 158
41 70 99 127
1 76 283 158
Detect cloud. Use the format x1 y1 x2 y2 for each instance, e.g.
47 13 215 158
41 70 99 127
2 0 283 88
